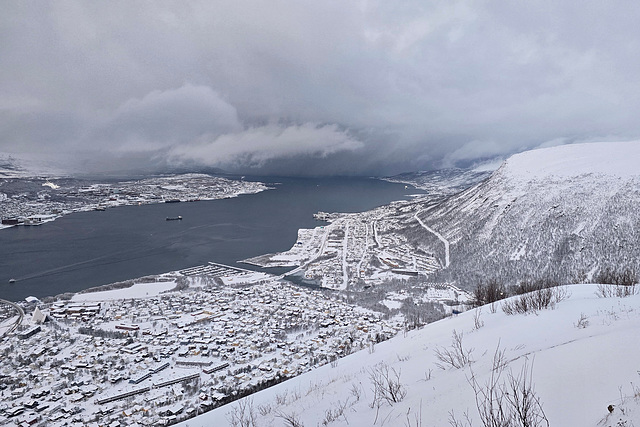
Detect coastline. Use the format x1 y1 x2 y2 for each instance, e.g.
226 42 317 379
0 174 271 231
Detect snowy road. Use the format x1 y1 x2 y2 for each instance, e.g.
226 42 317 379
341 221 350 289
415 211 450 268
0 299 24 337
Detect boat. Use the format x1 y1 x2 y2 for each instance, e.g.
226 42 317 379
9 279 16 284
166 216 183 221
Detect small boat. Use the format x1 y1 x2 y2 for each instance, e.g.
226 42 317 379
8 278 16 284
166 216 182 221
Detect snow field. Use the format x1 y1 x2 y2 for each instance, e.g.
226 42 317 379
71 281 178 302
500 140 640 181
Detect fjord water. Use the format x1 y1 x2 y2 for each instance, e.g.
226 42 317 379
0 176 420 301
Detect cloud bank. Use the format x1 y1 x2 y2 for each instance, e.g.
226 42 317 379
2 1 640 175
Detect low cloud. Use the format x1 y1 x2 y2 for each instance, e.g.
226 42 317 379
94 84 241 153
3 2 640 175
61 85 364 174
167 122 364 170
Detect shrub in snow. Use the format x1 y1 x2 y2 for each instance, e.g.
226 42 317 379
473 307 485 330
593 268 638 286
321 399 351 425
450 347 549 427
574 313 590 329
473 280 508 307
434 330 474 370
275 410 304 427
596 283 638 298
501 286 568 315
227 397 257 427
509 278 560 296
368 361 407 410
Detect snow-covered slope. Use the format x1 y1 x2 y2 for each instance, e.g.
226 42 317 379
501 140 640 180
415 141 640 286
179 285 640 426
386 167 492 198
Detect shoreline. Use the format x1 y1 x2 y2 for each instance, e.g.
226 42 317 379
2 176 420 302
0 189 270 232
0 173 271 232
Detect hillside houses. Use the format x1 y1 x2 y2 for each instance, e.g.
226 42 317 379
252 201 442 289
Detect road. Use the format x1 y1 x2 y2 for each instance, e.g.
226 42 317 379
280 223 331 278
415 211 450 268
0 298 24 338
341 221 350 289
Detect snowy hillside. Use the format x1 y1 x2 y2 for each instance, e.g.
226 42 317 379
500 140 640 180
410 141 640 286
179 284 640 426
386 167 492 198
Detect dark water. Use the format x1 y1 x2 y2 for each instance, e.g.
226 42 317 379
0 176 421 301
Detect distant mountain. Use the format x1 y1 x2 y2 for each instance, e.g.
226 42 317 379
413 141 640 286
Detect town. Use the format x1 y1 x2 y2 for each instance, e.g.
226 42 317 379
244 199 444 290
0 173 473 426
0 261 413 426
0 251 469 426
0 174 268 228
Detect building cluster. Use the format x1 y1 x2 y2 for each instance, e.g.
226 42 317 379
251 199 442 290
0 174 268 226
0 277 402 426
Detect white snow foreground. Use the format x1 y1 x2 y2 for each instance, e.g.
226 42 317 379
179 284 640 427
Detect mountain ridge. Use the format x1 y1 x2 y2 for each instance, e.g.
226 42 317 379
412 141 640 286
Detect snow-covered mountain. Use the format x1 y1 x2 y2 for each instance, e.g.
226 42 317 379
412 141 640 287
178 284 640 426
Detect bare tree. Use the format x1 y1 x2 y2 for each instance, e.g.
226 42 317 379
368 362 407 424
451 345 549 427
227 398 258 427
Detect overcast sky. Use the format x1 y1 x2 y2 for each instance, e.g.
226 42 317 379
2 1 640 176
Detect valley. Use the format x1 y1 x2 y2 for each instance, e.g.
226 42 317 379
1 141 640 426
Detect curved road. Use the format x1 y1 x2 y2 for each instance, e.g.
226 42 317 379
415 211 450 268
0 299 24 338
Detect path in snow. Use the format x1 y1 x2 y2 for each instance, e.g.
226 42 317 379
415 211 450 268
